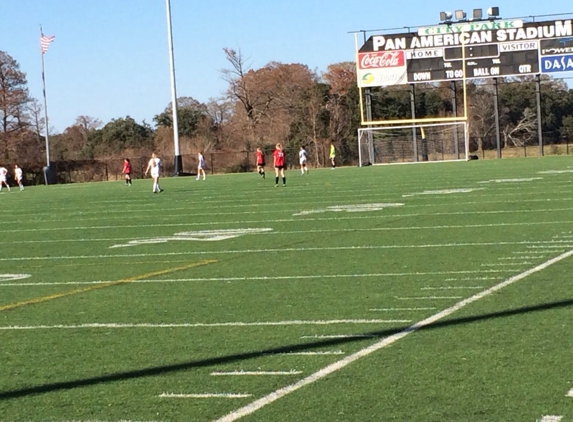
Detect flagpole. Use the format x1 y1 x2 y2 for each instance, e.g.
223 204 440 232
165 0 182 175
41 60 50 166
39 26 57 184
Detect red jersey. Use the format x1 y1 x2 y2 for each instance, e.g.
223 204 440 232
256 150 265 165
273 149 285 167
122 161 132 174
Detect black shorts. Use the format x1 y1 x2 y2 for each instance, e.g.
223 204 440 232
275 165 285 170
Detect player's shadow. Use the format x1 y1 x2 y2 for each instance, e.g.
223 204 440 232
0 298 572 401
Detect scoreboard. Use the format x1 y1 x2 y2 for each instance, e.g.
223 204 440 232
357 18 573 87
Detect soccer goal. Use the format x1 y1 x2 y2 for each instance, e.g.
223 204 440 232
358 121 469 166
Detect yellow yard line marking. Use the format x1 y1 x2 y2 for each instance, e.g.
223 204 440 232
0 260 216 312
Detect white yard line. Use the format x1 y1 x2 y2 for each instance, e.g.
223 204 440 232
211 371 302 376
0 270 511 288
538 416 563 422
2 212 573 235
444 277 501 281
214 249 573 422
270 351 344 356
0 319 410 331
481 262 532 267
420 286 483 290
300 334 377 339
395 296 463 300
3 195 569 222
1 241 572 262
160 393 251 399
369 308 437 311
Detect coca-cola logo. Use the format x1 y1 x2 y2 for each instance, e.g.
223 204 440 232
359 51 405 69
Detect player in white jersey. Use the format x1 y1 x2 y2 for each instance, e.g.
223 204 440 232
144 152 163 193
0 166 10 191
14 165 24 190
299 146 309 175
196 151 206 180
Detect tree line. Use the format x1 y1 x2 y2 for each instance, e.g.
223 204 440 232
2 48 573 174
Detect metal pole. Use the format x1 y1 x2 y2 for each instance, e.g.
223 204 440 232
452 81 459 159
40 25 56 185
365 89 375 163
536 74 544 156
165 0 182 174
41 57 50 167
410 84 418 162
362 31 375 165
494 78 501 158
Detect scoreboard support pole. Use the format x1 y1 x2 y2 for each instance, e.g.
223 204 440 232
494 78 502 159
536 75 544 156
452 81 459 160
410 84 418 161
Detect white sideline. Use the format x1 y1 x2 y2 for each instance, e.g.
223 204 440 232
214 249 573 422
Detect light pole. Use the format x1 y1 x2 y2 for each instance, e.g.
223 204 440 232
165 0 182 175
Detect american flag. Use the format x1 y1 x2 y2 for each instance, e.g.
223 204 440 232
40 34 55 54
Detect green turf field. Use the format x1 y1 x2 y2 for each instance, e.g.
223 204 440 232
1 157 572 422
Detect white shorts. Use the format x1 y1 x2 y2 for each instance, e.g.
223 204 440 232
151 169 160 178
299 159 307 165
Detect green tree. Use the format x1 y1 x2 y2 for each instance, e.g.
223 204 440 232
498 76 571 143
153 96 209 138
86 116 154 158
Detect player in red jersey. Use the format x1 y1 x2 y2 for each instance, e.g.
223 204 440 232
273 143 286 187
256 147 265 179
122 158 132 186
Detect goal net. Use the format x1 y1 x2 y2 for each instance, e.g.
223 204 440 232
358 121 469 166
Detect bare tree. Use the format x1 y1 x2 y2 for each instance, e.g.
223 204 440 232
502 107 537 147
323 62 358 164
0 51 30 159
27 98 45 142
222 48 259 125
222 49 319 152
222 48 273 149
469 82 497 151
205 97 232 149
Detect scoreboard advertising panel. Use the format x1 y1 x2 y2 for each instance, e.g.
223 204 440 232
357 19 573 87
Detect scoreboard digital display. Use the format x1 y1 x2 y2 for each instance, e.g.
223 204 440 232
356 19 573 87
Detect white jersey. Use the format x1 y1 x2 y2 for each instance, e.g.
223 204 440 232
148 157 161 177
198 153 205 169
299 149 308 165
15 167 22 181
0 167 7 182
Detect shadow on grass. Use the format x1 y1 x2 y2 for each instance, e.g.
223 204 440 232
1 298 572 400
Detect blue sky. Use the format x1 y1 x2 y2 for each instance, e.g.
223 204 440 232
1 0 570 133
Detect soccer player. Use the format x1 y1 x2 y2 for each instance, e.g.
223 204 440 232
299 145 309 175
329 143 336 169
196 151 206 180
256 147 265 179
0 166 10 191
144 152 163 193
122 158 132 186
273 143 286 187
14 164 24 190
